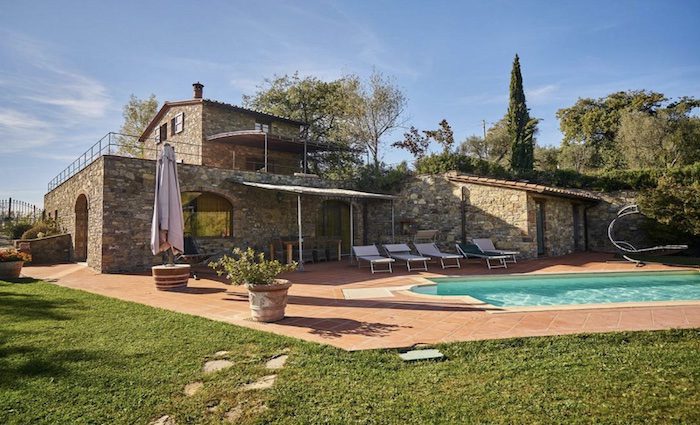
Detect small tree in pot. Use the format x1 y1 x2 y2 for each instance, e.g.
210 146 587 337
0 249 31 279
210 248 296 322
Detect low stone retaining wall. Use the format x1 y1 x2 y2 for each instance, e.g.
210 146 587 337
14 234 72 265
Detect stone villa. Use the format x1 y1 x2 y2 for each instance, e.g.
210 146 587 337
44 83 630 273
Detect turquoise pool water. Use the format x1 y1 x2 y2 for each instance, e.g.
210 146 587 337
411 271 700 307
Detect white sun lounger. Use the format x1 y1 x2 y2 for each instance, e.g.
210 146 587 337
383 244 429 271
472 238 519 263
456 242 509 269
414 243 461 269
352 245 395 274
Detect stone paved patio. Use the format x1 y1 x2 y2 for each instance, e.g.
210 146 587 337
22 253 700 351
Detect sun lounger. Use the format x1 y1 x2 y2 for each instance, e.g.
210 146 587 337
383 244 429 271
414 243 461 269
352 245 395 274
472 238 519 263
456 242 509 269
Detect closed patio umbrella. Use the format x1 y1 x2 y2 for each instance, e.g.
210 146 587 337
150 143 184 263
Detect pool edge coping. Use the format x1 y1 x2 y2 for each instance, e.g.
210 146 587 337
394 269 700 314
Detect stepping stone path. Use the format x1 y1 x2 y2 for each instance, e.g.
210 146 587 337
203 359 233 374
224 405 243 422
184 382 203 396
242 374 277 391
265 354 288 370
214 350 230 357
149 415 176 425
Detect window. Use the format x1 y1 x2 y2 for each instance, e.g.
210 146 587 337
255 122 269 133
181 192 233 237
155 123 167 143
171 112 184 135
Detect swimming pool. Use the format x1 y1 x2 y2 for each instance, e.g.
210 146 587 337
410 271 700 307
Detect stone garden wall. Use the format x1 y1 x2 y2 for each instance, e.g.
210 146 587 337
14 234 72 265
585 190 641 252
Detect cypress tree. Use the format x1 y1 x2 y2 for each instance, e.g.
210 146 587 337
507 54 535 173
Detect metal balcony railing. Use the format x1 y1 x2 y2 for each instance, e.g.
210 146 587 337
47 132 309 191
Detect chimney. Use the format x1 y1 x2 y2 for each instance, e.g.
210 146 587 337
192 82 204 99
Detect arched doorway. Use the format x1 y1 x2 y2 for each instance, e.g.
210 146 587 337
317 200 351 255
74 194 88 262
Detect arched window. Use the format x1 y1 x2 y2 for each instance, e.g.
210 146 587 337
182 192 233 237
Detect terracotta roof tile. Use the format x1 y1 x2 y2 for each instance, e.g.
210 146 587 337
445 172 599 201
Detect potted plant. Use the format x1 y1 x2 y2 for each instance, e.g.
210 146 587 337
0 248 31 279
210 248 296 322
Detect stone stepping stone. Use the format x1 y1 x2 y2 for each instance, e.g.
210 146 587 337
149 415 175 425
241 374 277 391
265 354 288 370
183 382 203 396
224 405 243 422
398 349 444 362
213 350 230 357
203 359 233 374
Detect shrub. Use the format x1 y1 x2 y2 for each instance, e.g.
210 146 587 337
6 221 33 240
21 220 60 240
209 247 296 286
637 178 700 236
355 162 411 193
414 153 700 192
0 248 31 263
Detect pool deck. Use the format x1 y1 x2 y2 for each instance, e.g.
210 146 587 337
22 253 700 351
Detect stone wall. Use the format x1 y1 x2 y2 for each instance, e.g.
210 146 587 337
143 103 203 165
14 234 71 265
93 155 361 272
586 190 641 252
202 102 300 140
383 174 593 259
526 194 580 257
43 158 105 270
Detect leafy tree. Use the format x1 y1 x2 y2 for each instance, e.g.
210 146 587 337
507 55 537 173
616 101 700 169
242 73 362 175
534 146 561 171
392 126 431 158
350 70 407 170
424 119 455 153
459 117 510 164
393 119 455 159
243 73 359 146
637 177 700 236
556 90 667 171
117 94 158 157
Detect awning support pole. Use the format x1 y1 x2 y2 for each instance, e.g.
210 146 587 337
303 139 308 174
264 132 268 172
297 194 304 271
391 200 395 243
349 201 354 263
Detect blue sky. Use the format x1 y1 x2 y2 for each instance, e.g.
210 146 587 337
1 0 699 205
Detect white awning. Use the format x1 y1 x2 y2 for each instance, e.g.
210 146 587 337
235 181 396 200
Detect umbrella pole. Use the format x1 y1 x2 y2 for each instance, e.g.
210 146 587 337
297 194 304 271
168 248 175 266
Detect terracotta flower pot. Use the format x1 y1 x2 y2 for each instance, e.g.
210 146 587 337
151 264 191 290
246 279 292 322
0 261 23 279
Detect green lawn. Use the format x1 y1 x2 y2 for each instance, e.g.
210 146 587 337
1 279 699 424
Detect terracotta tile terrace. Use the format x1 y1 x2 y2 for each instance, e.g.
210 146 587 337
23 253 700 351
